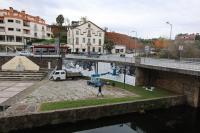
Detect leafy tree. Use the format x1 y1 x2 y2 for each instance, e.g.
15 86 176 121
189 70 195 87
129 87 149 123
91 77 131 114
103 38 115 54
56 14 65 70
56 14 64 26
195 34 200 41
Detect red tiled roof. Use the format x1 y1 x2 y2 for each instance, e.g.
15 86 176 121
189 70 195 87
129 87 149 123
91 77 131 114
105 32 142 49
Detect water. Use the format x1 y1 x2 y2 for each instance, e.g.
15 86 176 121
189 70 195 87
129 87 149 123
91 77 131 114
12 106 200 133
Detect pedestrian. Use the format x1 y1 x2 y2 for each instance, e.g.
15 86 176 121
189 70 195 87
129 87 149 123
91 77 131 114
97 84 103 97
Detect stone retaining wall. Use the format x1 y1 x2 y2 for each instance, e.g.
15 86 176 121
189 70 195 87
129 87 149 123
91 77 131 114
0 95 185 133
135 67 200 107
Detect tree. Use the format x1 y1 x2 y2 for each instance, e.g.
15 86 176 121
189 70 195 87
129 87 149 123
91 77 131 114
195 34 200 41
56 14 65 70
56 14 64 27
104 38 115 54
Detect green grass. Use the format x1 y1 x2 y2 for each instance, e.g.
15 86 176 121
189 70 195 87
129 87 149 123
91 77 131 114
40 80 174 111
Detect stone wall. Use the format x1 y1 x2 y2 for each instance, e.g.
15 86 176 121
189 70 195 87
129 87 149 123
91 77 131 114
135 67 200 107
0 96 185 133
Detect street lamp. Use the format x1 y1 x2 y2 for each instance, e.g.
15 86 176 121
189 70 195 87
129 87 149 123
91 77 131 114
166 21 172 40
131 31 137 56
166 21 173 59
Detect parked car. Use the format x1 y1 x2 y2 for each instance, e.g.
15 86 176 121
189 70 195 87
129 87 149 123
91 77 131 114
18 51 33 56
87 52 100 58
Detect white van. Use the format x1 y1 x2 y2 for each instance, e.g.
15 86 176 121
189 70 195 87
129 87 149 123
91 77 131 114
51 70 66 81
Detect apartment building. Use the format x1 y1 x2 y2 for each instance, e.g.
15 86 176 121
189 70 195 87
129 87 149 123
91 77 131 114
67 19 105 53
0 7 52 50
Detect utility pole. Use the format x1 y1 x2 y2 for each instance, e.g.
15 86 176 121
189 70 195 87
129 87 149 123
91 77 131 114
132 31 137 57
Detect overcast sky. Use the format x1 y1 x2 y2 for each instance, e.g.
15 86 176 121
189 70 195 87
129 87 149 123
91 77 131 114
1 0 200 39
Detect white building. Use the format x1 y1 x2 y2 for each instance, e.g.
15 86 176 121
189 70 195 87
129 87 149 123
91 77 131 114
112 45 126 54
0 7 52 50
67 19 105 53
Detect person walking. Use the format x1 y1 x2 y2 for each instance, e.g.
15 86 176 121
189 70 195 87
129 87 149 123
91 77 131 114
97 84 103 97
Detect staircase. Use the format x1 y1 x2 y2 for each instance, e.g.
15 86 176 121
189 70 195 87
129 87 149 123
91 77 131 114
0 71 47 81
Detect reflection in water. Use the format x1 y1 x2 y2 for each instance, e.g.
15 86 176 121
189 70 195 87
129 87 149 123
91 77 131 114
75 123 137 133
12 106 200 133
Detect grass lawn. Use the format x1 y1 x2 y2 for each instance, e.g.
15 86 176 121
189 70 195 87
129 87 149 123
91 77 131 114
40 80 174 111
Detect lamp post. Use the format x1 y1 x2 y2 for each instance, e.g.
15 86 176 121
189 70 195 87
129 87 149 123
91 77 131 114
166 21 173 59
166 22 172 40
131 31 137 56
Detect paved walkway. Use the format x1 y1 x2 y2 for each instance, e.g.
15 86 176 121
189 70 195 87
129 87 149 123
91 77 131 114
1 80 135 117
0 81 35 105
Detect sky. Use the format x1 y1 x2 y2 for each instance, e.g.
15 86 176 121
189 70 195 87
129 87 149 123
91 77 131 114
1 0 200 39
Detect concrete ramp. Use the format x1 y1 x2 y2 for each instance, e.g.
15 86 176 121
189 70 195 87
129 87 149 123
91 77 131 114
1 56 39 71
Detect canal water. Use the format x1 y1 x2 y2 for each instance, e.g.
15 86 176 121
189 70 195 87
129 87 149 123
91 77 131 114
12 106 200 133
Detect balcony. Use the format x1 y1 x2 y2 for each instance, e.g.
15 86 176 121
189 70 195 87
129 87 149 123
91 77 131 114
0 27 5 32
23 29 30 35
23 21 30 27
0 20 4 24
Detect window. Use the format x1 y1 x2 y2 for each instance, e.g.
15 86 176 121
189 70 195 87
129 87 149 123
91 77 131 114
87 30 91 37
75 48 79 53
55 72 59 75
82 49 86 52
0 27 5 32
0 20 4 23
16 20 21 24
92 47 95 52
8 28 14 31
98 48 101 52
88 23 91 28
99 33 102 37
34 24 37 31
88 38 91 44
0 35 5 42
16 28 21 32
93 39 95 44
60 71 65 75
99 39 102 46
82 38 85 43
8 19 14 23
23 21 30 27
76 37 79 45
7 36 14 42
42 26 44 31
34 33 37 37
16 36 22 42
47 33 51 37
76 30 79 35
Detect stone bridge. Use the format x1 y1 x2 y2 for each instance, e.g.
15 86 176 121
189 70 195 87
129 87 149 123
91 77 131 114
65 55 200 108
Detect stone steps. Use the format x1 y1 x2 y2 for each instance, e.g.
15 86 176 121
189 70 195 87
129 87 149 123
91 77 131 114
0 71 47 81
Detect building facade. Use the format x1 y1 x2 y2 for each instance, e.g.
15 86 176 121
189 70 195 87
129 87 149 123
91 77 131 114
175 33 198 41
0 7 52 50
67 20 105 53
111 45 126 54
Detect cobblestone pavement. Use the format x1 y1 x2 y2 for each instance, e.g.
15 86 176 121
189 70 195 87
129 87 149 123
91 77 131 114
2 80 135 117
